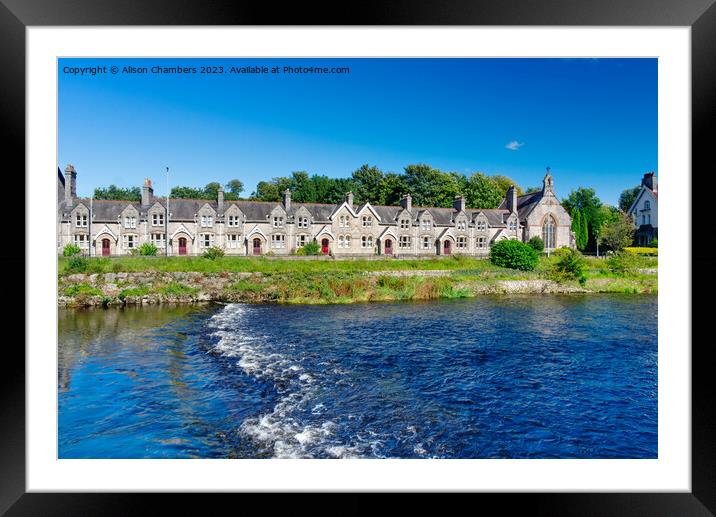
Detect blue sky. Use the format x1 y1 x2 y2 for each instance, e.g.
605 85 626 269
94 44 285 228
58 58 657 205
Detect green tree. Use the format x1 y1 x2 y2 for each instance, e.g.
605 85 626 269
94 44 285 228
226 179 244 197
571 209 584 250
562 187 603 250
525 186 541 194
351 164 384 204
170 186 207 199
491 175 524 196
403 164 461 208
599 211 636 251
93 185 141 201
376 172 407 206
203 182 222 199
618 185 641 212
464 172 503 209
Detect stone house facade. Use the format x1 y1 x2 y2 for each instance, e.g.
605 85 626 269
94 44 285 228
627 172 658 246
57 165 574 257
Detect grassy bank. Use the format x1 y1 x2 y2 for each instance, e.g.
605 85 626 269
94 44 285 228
58 255 657 307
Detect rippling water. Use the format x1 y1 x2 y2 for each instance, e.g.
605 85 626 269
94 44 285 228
58 295 657 459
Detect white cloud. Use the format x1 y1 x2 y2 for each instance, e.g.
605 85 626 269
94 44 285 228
505 140 524 151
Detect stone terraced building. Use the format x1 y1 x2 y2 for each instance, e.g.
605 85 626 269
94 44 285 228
57 165 574 257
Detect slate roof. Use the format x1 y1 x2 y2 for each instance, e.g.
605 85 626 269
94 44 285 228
498 191 542 221
62 196 512 227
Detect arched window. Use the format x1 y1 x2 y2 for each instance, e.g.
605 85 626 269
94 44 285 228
542 216 556 249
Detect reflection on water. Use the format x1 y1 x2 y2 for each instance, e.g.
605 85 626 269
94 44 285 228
59 295 657 459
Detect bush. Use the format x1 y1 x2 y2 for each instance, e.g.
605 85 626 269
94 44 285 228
606 251 642 275
302 240 320 256
489 239 539 271
137 242 158 256
527 236 544 252
65 256 89 273
202 246 225 260
63 243 82 257
551 248 587 286
624 247 658 256
648 238 658 248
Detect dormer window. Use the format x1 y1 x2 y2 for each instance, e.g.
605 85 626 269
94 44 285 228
456 220 467 231
75 214 88 227
420 218 432 230
227 215 240 227
297 217 309 228
123 216 136 229
152 213 164 226
339 215 349 228
272 216 284 228
201 215 214 227
476 220 487 231
508 220 517 231
400 218 410 229
362 216 373 227
644 201 650 210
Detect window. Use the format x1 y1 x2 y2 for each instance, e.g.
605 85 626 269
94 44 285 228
476 220 487 231
542 216 556 249
361 235 373 248
457 236 467 249
422 236 431 249
152 213 164 226
296 234 308 248
200 233 214 248
75 213 88 227
476 236 487 249
362 216 373 227
339 215 349 228
644 201 650 210
151 233 165 247
273 216 284 228
124 216 136 229
508 220 517 231
227 234 240 248
456 220 467 231
338 235 351 248
201 215 214 228
271 234 286 248
297 217 309 228
227 215 240 227
73 234 89 249
646 214 651 225
122 234 136 249
400 218 410 229
420 218 432 230
399 236 411 249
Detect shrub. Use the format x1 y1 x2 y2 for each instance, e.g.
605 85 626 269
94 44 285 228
599 211 636 251
527 236 544 252
607 251 642 275
302 240 320 256
63 243 82 257
624 247 658 256
65 256 89 273
551 248 587 286
64 283 103 297
137 242 158 256
489 239 539 271
202 246 225 260
648 238 658 248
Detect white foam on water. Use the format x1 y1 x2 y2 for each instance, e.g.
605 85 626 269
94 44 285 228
207 303 369 458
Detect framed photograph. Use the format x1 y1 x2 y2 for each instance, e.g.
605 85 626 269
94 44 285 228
6 0 713 513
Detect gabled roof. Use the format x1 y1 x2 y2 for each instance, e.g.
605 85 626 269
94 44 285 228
498 190 543 221
627 186 658 215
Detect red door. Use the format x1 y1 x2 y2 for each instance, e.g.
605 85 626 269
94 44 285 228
321 238 329 255
443 240 451 255
102 238 110 257
178 237 187 255
384 239 392 255
253 238 261 255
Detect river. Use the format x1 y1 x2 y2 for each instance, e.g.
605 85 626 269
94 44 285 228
58 295 657 458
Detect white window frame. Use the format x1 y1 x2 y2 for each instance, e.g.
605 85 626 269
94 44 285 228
122 234 136 249
297 217 309 228
476 220 487 231
75 213 88 227
227 215 240 227
361 235 374 248
457 236 467 249
457 219 467 231
296 234 308 248
271 234 286 248
200 233 214 248
273 216 284 228
362 216 372 227
150 233 165 247
72 234 89 249
422 236 431 249
399 235 411 249
509 220 517 231
400 219 410 229
227 233 240 248
476 236 487 249
339 215 349 228
152 213 164 226
124 215 137 229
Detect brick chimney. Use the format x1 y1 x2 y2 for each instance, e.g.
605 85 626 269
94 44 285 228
142 178 154 206
217 185 224 212
345 191 353 209
400 194 412 212
506 185 517 213
64 164 77 206
453 195 465 212
642 172 657 192
283 188 292 212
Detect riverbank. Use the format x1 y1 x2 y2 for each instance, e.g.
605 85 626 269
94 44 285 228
58 255 657 307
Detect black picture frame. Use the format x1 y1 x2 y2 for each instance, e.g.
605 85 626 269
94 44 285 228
4 1 713 514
